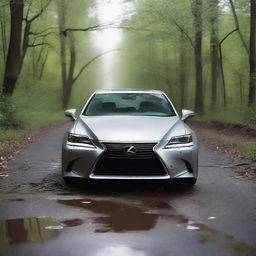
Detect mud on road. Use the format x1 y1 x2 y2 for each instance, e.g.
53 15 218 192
0 123 256 256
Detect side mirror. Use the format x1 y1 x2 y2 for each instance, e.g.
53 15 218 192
64 109 77 121
181 109 194 122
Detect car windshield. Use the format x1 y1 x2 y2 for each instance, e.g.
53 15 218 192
83 92 176 116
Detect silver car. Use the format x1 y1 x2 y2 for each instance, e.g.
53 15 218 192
62 90 198 186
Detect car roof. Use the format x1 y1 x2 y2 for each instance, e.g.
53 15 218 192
95 89 164 94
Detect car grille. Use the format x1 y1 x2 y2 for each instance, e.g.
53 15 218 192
93 143 166 176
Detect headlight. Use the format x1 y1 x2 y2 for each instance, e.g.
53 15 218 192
67 133 95 148
165 134 193 148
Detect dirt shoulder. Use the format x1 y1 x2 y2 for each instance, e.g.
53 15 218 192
0 121 69 172
190 121 256 181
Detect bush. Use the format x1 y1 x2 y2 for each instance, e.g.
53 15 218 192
0 96 22 128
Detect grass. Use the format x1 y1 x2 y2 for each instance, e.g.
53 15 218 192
193 106 256 129
203 133 256 161
240 143 256 159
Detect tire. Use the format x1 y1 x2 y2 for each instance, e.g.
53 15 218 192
63 177 76 186
182 178 197 186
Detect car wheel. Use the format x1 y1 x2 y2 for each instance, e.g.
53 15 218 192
182 178 197 186
63 177 76 186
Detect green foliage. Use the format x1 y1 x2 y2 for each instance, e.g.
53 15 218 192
240 143 256 159
113 0 254 124
0 96 20 127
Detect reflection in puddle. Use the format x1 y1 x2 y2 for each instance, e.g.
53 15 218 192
58 198 256 255
96 245 146 256
0 217 61 248
58 199 159 232
0 173 8 178
62 219 84 227
186 221 200 230
221 241 256 255
178 222 256 255
45 225 63 230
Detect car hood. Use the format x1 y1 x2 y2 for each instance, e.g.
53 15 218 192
74 115 186 142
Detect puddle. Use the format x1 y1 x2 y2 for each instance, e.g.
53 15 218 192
82 200 92 204
45 225 63 230
147 201 171 209
0 173 9 178
96 245 146 256
61 219 84 227
0 217 62 248
58 199 159 232
57 198 256 254
178 222 256 255
186 221 200 230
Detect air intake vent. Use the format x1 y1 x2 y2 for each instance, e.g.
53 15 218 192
93 143 166 176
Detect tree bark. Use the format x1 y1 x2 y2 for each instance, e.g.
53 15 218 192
179 33 186 109
193 0 204 114
2 0 24 96
57 0 67 106
249 0 256 107
63 37 76 109
219 44 226 106
0 7 7 63
161 42 172 96
209 0 219 105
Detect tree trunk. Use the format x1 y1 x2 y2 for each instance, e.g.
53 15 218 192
229 0 249 55
219 44 226 106
0 7 7 63
161 42 172 95
249 0 256 107
193 0 204 114
2 0 24 96
57 0 69 108
209 0 219 105
62 36 76 109
179 33 186 109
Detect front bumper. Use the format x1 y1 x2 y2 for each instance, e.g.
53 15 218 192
62 140 198 180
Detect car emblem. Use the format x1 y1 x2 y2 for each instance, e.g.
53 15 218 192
123 145 137 155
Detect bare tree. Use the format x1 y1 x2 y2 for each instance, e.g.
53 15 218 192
2 0 52 96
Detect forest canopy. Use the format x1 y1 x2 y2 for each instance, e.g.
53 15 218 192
0 0 255 130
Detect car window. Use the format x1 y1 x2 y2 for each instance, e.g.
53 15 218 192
83 93 176 116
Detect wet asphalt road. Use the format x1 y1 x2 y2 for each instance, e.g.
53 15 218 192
0 123 256 256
